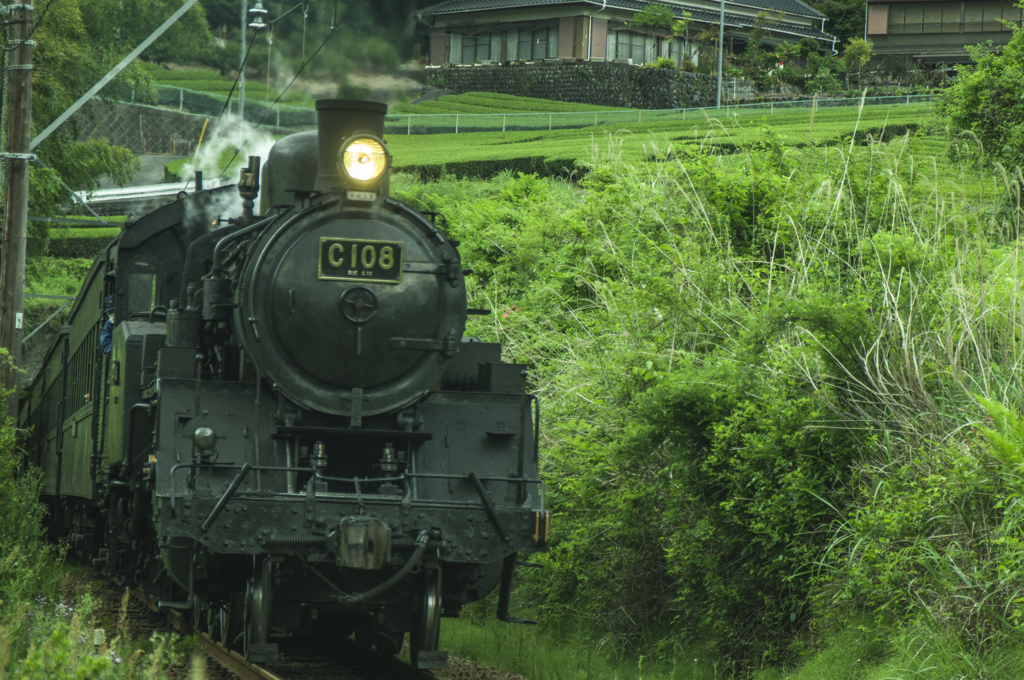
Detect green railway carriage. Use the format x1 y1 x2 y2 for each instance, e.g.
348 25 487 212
21 186 239 549
19 100 549 670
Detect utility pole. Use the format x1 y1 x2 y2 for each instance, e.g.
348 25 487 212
0 2 34 418
716 0 724 108
240 0 247 124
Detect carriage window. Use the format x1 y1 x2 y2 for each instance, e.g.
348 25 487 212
128 259 159 314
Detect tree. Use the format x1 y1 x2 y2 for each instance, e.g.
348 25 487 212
841 37 872 88
78 0 211 66
27 0 148 210
938 27 1024 160
632 3 674 29
803 0 867 44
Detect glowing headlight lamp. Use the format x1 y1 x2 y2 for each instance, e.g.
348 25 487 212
337 134 390 188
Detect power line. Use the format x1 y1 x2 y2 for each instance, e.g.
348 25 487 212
215 0 350 180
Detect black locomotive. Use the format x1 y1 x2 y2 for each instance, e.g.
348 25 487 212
20 100 549 668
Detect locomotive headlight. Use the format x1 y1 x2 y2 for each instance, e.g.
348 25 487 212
338 135 389 186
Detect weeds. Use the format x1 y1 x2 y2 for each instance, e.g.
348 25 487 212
393 115 1024 673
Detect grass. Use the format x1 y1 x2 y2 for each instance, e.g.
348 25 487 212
392 92 629 115
140 61 315 108
383 98 1024 675
440 615 1024 680
383 102 936 179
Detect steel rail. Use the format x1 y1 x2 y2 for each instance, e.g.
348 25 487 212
125 584 285 680
122 577 443 680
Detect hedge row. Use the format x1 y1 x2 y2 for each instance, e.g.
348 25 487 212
47 229 119 259
395 155 585 181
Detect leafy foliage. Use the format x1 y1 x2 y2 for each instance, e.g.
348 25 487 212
938 23 1024 159
30 0 149 202
391 108 1024 670
841 38 873 89
632 4 675 30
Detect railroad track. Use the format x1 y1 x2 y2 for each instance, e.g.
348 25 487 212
121 579 440 680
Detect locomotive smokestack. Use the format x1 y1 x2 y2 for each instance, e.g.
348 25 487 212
314 99 388 193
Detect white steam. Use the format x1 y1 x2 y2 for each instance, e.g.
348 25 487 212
178 113 278 216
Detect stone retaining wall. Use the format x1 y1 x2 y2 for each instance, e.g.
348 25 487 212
425 61 753 109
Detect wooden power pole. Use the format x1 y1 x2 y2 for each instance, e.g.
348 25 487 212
0 3 34 418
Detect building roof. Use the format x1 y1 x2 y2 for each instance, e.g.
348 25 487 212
421 0 827 21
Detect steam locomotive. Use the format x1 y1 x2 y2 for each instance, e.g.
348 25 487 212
20 100 549 668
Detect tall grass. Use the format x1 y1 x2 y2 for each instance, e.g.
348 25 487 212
0 410 204 678
392 107 1024 675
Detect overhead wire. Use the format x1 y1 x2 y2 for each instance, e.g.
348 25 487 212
215 0 349 181
187 1 345 191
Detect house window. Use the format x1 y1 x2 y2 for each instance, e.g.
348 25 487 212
941 3 962 32
461 33 492 64
668 37 689 64
615 31 647 63
922 2 943 33
891 1 1020 33
518 27 557 60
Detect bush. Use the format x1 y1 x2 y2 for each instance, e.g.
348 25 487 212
643 57 676 70
47 229 118 259
938 25 1024 159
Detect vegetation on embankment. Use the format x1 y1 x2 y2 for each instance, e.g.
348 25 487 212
389 103 1024 676
385 100 933 179
0 417 209 677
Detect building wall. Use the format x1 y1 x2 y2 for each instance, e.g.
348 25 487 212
429 4 829 65
558 18 575 58
424 61 724 109
867 4 888 34
866 0 1020 60
591 18 608 60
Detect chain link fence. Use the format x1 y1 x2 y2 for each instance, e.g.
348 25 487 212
72 98 304 156
153 85 318 128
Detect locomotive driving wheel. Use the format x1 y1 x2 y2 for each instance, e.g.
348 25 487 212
410 564 443 669
244 558 278 662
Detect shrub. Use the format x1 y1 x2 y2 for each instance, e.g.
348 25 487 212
643 57 676 70
938 25 1024 159
47 229 118 259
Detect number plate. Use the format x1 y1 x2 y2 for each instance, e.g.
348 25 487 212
318 238 403 284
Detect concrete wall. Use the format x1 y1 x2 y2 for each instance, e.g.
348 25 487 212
425 61 727 109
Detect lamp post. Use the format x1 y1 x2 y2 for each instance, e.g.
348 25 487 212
716 0 724 108
240 0 247 122
240 1 269 124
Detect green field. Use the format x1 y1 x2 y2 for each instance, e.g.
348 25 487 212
392 91 629 115
386 101 937 178
140 61 315 108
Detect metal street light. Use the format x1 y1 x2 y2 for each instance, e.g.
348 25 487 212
240 1 270 124
716 0 724 108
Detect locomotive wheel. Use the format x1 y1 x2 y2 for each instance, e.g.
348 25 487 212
225 591 246 650
410 565 442 669
244 558 274 659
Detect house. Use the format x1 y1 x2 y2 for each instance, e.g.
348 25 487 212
866 0 1021 64
420 0 835 68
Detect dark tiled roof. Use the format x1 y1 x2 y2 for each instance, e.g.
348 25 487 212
421 0 827 21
